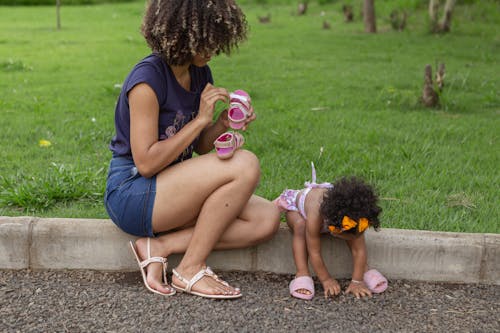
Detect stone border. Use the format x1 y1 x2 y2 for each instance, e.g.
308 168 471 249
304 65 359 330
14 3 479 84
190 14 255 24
1 216 498 284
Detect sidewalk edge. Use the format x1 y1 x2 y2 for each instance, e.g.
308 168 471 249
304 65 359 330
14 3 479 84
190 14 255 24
1 216 498 285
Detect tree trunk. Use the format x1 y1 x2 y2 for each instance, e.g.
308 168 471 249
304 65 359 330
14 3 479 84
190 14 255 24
363 0 376 33
429 0 439 27
440 0 456 32
56 0 61 30
429 0 456 33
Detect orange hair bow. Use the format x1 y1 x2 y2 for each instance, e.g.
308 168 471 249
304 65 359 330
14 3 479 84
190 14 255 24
328 216 370 234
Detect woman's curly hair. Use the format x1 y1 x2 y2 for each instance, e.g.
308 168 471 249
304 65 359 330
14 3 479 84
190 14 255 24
320 177 382 234
141 0 248 66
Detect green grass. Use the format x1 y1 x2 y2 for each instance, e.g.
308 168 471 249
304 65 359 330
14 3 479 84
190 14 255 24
0 1 498 233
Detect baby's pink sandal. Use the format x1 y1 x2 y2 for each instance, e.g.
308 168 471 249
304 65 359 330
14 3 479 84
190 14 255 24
228 90 252 130
289 276 315 300
214 131 245 159
364 269 388 293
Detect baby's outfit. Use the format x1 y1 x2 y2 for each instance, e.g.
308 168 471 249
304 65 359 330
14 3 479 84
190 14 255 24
275 162 333 233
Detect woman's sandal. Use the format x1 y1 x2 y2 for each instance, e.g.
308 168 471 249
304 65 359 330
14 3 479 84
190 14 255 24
129 239 176 296
364 269 388 294
171 266 242 299
228 90 252 130
289 276 315 300
214 131 245 159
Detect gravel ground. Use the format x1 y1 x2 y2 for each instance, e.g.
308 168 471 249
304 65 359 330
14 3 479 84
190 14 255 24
1 269 499 333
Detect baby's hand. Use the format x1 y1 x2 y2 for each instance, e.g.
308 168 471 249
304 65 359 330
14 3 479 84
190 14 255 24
322 278 341 298
345 280 372 299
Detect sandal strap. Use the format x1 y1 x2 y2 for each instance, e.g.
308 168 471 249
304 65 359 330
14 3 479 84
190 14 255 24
140 256 167 282
172 268 211 293
205 266 229 287
230 93 251 110
214 132 245 151
233 132 244 149
140 256 166 267
230 101 250 113
214 132 235 148
142 238 168 284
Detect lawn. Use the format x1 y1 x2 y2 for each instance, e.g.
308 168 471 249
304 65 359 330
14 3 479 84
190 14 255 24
0 0 498 233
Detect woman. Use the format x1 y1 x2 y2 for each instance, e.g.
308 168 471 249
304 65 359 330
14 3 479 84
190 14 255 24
104 0 280 299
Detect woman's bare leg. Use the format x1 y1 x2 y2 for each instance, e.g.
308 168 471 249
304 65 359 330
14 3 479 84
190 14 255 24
136 195 280 294
134 150 280 295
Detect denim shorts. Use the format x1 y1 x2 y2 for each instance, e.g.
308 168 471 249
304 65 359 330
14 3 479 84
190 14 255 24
104 157 156 237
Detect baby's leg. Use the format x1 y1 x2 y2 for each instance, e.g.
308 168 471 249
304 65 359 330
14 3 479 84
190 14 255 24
286 211 312 296
286 211 309 276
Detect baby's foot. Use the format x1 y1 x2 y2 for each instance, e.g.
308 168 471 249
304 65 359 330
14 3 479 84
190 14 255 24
289 276 315 300
296 289 312 295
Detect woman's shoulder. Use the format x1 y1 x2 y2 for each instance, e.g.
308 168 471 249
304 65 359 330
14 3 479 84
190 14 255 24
131 54 167 75
123 54 169 100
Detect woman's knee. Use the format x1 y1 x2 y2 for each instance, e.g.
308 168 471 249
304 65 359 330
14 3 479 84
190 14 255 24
255 203 281 243
229 149 261 183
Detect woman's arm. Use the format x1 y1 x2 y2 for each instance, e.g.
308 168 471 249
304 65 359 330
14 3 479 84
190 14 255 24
194 110 230 154
129 83 225 177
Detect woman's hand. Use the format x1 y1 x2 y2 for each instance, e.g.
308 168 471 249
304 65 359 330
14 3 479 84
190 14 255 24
322 278 341 298
241 106 257 131
197 83 229 127
345 280 372 299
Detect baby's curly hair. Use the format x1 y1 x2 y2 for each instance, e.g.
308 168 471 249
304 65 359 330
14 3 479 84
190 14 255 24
141 0 248 66
320 177 382 234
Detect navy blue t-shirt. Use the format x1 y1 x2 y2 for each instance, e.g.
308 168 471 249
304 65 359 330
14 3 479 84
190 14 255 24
109 54 213 165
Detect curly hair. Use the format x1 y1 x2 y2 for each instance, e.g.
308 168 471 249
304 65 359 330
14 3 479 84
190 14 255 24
319 177 382 234
141 0 248 66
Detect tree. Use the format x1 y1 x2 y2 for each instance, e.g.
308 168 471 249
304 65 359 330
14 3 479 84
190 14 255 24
429 0 456 33
421 64 439 107
363 0 376 33
297 1 308 16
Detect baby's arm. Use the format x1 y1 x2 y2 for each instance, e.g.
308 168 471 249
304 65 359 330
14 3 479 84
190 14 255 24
345 234 372 298
305 215 340 298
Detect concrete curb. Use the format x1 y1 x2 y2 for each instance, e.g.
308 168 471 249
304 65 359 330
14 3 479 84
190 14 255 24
1 216 498 285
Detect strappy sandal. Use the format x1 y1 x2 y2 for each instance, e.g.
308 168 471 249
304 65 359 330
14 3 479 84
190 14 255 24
214 131 245 160
129 239 176 296
204 266 241 292
228 90 252 130
171 266 242 299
